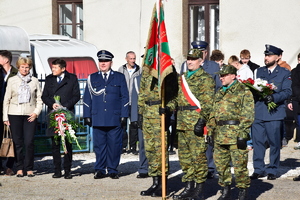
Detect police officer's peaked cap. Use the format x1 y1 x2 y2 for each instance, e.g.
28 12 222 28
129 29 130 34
187 48 203 59
191 40 208 50
264 44 283 56
216 65 237 75
97 50 114 61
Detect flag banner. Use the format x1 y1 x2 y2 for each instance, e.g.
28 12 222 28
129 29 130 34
142 2 173 88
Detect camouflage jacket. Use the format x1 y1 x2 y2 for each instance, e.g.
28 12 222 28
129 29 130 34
207 80 254 145
138 68 178 119
177 68 215 130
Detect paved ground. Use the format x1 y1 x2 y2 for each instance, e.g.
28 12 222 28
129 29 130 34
0 141 300 200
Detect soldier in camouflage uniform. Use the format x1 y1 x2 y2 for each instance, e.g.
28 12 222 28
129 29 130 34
173 49 215 200
138 65 178 197
207 65 254 200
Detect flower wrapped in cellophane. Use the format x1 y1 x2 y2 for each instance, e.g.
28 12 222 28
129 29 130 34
48 96 82 153
240 78 277 111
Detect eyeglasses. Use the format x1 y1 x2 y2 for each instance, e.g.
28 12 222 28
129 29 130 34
240 57 250 60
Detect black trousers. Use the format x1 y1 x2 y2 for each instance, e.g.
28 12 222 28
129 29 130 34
51 137 72 172
9 115 36 172
122 123 138 150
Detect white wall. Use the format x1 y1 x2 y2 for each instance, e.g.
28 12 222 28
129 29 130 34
84 0 183 71
220 0 300 68
0 0 53 34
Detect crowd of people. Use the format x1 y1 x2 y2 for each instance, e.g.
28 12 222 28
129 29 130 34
0 40 299 200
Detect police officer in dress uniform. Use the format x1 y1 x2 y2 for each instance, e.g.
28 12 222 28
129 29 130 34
83 50 129 179
250 45 291 181
207 65 254 200
173 49 215 200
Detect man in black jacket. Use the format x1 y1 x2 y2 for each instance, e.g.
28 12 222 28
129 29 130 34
42 59 80 179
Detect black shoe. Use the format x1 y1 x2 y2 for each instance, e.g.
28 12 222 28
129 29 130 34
52 172 62 178
122 148 127 154
27 174 35 178
267 174 276 180
207 171 214 179
64 171 72 179
109 173 119 179
250 173 264 180
293 175 300 181
137 173 149 178
16 174 24 178
94 171 106 179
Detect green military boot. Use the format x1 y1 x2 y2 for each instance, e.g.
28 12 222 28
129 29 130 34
238 188 248 200
173 181 195 199
140 176 161 196
188 182 204 200
217 185 231 200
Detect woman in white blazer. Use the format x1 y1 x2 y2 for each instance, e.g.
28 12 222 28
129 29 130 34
3 57 42 177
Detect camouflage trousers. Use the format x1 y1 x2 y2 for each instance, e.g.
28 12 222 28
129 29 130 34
177 130 208 183
143 117 168 176
214 143 250 188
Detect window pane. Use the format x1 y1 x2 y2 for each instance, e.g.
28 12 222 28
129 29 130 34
76 4 83 24
60 24 73 38
190 5 205 43
59 4 72 24
210 5 220 50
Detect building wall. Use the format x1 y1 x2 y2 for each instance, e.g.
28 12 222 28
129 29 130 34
84 0 183 71
2 0 300 70
0 0 53 34
220 0 300 68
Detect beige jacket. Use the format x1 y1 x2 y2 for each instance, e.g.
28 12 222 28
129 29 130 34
3 75 43 121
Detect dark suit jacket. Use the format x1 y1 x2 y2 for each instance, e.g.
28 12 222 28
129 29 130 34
42 70 80 136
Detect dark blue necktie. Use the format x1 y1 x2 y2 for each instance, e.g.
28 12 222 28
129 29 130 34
104 73 107 82
268 70 271 75
58 76 62 84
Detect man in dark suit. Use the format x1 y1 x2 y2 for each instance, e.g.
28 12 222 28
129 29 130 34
42 59 80 179
83 50 129 179
0 50 18 176
250 45 291 180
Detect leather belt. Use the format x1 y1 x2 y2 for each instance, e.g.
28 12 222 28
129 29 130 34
177 106 198 111
216 120 240 126
145 100 161 106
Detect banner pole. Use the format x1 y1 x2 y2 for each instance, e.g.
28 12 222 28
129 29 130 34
161 81 166 200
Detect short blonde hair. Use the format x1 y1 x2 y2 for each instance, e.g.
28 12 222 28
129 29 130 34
16 57 33 69
228 55 239 65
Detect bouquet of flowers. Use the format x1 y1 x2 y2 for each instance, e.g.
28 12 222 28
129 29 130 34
240 78 278 111
48 96 82 153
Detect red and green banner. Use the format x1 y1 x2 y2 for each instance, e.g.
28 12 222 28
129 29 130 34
142 1 173 87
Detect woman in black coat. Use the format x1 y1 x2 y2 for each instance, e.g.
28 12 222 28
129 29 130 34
41 59 80 179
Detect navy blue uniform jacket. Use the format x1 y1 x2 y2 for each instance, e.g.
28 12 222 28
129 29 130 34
255 65 291 120
83 70 129 127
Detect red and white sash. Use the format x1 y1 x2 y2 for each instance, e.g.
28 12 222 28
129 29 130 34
180 75 201 113
180 75 207 135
